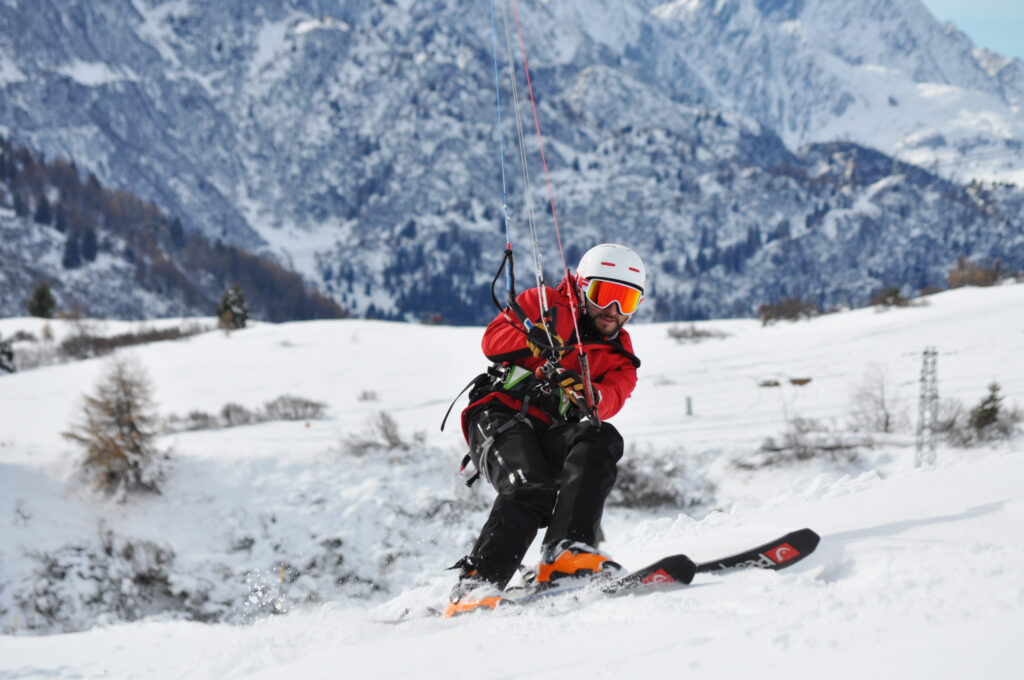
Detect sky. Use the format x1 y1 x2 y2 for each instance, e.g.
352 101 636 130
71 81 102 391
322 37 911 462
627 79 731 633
919 0 1024 61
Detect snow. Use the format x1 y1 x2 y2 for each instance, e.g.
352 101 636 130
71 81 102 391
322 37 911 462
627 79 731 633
1 282 1023 677
0 53 26 84
292 17 349 36
56 60 135 87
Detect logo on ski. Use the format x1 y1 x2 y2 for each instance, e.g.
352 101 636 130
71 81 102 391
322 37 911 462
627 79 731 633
766 542 799 564
641 569 675 585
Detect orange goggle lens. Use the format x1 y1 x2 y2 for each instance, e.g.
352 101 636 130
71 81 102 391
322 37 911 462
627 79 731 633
585 279 643 315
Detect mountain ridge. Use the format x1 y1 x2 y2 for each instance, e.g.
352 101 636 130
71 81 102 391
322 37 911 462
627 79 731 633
1 0 1023 322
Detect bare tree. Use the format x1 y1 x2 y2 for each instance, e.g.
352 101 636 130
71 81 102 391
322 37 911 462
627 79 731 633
850 364 907 433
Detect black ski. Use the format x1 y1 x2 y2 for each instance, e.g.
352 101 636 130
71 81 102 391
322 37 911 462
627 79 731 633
505 528 819 607
504 553 697 606
426 528 821 620
600 553 697 593
696 528 820 573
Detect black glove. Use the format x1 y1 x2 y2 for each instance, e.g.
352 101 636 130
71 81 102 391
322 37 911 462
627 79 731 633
525 323 565 362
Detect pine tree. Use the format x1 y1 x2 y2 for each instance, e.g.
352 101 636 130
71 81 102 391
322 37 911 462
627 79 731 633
217 283 251 330
82 226 99 262
969 382 1003 434
54 202 68 233
25 281 57 318
13 191 28 217
63 355 163 497
63 231 82 269
33 194 53 224
169 217 186 250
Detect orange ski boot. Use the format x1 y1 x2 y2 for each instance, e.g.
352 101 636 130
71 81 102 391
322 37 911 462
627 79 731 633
444 564 509 618
531 540 625 587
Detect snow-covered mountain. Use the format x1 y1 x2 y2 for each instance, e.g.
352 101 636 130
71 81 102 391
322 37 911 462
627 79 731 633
1 0 1023 323
644 0 1024 181
0 281 1021 677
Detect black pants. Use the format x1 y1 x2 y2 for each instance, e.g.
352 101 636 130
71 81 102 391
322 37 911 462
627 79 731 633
464 405 624 587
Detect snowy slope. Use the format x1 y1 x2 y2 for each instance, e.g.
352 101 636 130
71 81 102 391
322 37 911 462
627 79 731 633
1 282 1023 678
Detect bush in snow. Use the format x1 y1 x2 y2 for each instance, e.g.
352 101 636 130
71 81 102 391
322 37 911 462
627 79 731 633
13 531 183 633
63 355 166 498
935 382 1022 447
0 334 14 373
867 286 912 309
344 411 425 457
747 416 866 468
263 395 327 421
947 256 1003 289
665 324 728 343
59 322 209 361
217 283 251 330
756 296 819 326
163 410 219 432
163 395 328 433
609 443 716 513
220 402 256 427
12 322 209 371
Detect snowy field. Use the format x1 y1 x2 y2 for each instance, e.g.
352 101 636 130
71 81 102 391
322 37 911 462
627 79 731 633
1 282 1022 679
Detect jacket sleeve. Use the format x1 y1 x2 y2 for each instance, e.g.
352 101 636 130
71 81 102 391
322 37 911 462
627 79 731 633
481 287 546 364
592 359 637 420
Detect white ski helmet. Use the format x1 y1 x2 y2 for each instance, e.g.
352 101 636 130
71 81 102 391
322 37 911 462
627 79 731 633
575 243 646 314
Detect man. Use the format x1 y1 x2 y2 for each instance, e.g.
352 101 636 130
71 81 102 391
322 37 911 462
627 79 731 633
447 243 645 616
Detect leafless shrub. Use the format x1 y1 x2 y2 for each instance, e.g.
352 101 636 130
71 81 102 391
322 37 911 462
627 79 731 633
609 443 716 512
867 286 911 308
756 297 819 326
14 531 181 633
849 364 909 433
666 324 728 343
221 403 256 427
14 322 209 370
63 355 166 498
263 395 327 421
8 330 38 343
947 256 1003 289
168 410 220 432
0 334 13 374
164 395 328 433
357 390 379 402
59 323 210 360
934 384 1022 447
344 412 425 456
741 417 867 469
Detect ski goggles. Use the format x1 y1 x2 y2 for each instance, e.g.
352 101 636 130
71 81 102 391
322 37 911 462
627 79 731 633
582 278 644 316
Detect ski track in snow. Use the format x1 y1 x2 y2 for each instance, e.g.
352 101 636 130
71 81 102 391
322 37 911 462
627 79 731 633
1 283 1023 678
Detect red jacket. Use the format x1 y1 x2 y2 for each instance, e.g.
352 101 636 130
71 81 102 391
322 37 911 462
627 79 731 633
461 278 640 437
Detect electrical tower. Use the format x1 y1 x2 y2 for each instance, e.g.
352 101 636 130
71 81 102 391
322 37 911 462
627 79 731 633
915 346 939 467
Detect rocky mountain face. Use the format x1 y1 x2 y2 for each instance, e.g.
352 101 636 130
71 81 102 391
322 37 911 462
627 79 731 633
0 138 344 321
0 0 1022 323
